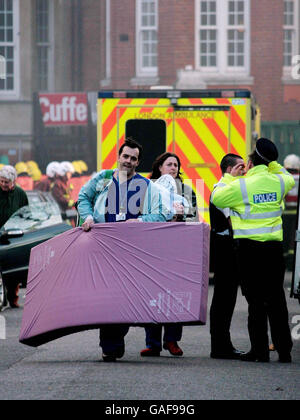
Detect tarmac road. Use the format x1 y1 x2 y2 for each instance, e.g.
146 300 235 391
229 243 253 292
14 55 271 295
0 275 299 401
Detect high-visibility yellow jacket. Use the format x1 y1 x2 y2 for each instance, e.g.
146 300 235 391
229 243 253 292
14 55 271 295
211 162 295 242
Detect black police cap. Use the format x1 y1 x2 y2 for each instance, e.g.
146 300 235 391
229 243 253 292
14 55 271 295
255 138 278 163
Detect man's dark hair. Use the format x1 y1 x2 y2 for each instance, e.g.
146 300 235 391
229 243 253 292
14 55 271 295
118 137 143 161
220 153 243 175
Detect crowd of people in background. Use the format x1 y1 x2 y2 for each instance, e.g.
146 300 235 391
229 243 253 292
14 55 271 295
0 159 92 308
0 159 91 213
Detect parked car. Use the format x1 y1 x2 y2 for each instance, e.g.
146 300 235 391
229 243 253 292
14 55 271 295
0 191 73 311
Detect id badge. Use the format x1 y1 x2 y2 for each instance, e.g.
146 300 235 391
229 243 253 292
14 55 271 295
116 212 126 222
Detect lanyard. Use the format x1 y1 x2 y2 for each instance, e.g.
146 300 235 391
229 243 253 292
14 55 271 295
116 170 134 213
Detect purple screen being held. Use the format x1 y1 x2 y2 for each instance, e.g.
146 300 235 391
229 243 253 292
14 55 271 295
19 222 210 347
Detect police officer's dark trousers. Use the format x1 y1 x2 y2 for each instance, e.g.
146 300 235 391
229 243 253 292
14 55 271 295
210 234 239 353
236 239 293 358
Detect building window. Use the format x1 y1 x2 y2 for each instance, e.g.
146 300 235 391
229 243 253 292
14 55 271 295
199 0 217 67
227 0 245 67
36 0 54 91
283 0 299 68
196 0 250 76
136 0 158 77
0 0 19 94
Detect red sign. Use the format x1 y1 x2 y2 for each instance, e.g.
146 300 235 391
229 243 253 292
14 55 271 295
39 93 88 126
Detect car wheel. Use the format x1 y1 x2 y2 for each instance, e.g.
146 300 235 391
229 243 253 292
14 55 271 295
0 273 7 312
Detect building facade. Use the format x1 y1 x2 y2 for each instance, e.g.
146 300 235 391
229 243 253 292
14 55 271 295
0 0 77 166
0 0 299 169
92 1 300 119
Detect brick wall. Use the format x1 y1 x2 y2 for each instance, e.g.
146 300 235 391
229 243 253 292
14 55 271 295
159 0 195 85
251 0 300 121
81 0 103 90
110 0 136 89
79 0 300 122
251 0 284 121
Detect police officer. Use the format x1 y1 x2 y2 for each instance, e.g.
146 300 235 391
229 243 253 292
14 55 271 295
209 153 246 359
212 138 295 363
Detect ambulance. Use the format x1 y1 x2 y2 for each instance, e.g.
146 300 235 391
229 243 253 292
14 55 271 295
96 89 260 223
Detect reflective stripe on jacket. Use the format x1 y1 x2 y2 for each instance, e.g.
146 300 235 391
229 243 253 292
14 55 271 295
211 162 295 242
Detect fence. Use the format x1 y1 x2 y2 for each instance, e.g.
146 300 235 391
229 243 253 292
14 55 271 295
261 121 300 163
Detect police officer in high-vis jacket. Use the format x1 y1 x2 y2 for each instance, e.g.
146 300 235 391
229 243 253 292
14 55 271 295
209 153 246 360
212 138 295 363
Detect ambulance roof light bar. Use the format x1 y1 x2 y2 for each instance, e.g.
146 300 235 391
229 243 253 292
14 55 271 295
98 89 251 99
167 90 181 99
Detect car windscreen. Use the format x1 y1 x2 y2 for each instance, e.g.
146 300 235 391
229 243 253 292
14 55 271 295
3 202 63 232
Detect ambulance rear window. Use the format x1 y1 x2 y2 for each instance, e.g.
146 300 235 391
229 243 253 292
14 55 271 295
126 119 166 173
